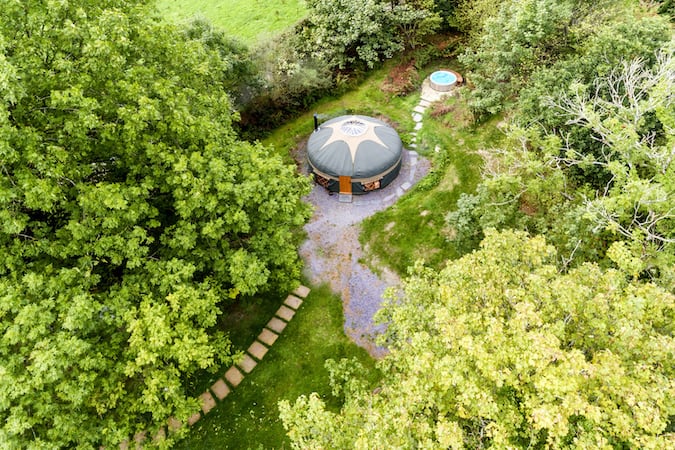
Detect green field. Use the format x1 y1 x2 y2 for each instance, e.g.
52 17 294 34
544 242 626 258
153 0 307 45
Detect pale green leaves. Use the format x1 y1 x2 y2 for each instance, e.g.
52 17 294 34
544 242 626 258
282 230 675 448
0 0 309 447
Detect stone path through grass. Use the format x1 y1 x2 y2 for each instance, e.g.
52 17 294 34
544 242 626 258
116 285 311 449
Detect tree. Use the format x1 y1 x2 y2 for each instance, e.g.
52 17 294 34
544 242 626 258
180 18 259 110
280 230 675 449
296 0 403 70
459 0 580 115
447 45 675 288
517 13 671 132
0 1 310 447
458 0 648 116
390 0 442 51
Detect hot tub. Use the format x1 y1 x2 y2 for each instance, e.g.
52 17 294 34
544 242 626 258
429 70 458 92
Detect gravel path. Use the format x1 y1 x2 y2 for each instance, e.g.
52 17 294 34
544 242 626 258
299 150 430 358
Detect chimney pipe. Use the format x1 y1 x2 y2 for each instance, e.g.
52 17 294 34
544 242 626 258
313 113 318 132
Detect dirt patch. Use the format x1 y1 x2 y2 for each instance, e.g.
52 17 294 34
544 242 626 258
299 150 430 358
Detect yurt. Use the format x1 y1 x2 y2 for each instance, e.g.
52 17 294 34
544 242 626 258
307 115 403 195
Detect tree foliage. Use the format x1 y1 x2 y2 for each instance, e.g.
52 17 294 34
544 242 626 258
295 0 441 71
0 1 310 447
281 230 675 449
457 0 667 117
448 44 675 288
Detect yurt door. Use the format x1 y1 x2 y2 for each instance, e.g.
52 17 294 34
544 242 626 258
339 176 352 195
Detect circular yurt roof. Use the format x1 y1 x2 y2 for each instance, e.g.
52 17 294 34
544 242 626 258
307 115 402 181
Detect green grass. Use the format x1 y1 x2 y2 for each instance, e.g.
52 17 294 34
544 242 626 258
262 61 424 156
359 81 505 275
153 0 307 45
263 58 506 276
173 285 379 449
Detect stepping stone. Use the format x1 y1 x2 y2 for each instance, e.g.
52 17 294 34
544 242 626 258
167 417 182 433
414 122 423 131
187 412 201 426
276 305 295 321
248 341 269 360
292 285 311 298
224 366 244 387
412 113 423 122
266 317 287 333
419 99 431 107
338 193 352 203
384 194 396 203
211 378 230 400
258 328 279 346
238 353 258 373
200 391 216 414
284 294 303 310
409 143 417 148
401 181 412 191
409 150 419 157
413 105 427 114
396 187 404 197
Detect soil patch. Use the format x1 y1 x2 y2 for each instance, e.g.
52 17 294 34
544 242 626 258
299 150 430 358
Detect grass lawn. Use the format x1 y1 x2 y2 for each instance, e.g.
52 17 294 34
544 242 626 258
173 284 379 449
359 69 505 275
262 60 422 157
263 59 505 276
153 0 306 45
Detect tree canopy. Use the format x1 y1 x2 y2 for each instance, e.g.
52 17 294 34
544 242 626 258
449 42 675 288
0 0 309 447
281 230 675 448
295 0 441 70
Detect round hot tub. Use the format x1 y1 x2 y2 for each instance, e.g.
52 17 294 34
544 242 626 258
429 70 458 92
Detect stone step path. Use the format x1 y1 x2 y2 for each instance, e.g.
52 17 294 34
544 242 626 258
409 77 456 151
117 285 311 449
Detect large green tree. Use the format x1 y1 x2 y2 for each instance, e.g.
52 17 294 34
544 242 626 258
0 1 309 448
448 44 675 288
280 230 675 448
295 0 440 70
457 0 657 116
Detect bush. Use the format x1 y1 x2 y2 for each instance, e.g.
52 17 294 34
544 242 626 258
380 60 419 98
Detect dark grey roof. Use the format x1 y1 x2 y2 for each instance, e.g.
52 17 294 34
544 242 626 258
307 115 402 180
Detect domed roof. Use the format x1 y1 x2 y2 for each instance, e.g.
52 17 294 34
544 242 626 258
307 115 402 180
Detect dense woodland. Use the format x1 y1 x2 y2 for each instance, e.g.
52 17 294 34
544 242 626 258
0 0 673 448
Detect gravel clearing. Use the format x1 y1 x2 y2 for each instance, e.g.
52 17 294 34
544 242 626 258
299 149 430 358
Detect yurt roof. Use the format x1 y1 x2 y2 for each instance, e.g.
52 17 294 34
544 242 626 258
307 115 402 180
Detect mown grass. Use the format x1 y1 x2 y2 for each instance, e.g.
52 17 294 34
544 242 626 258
263 59 505 276
153 0 306 45
174 284 379 449
262 60 424 158
359 76 505 275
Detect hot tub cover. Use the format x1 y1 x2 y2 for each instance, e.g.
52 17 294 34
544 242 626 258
307 115 402 182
